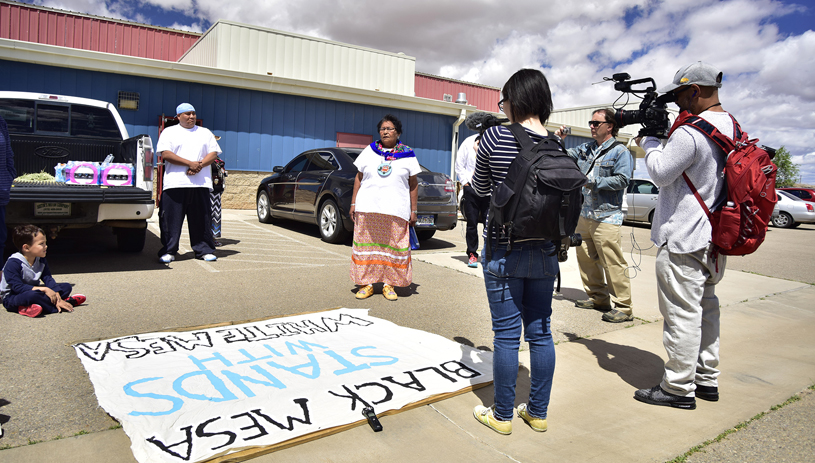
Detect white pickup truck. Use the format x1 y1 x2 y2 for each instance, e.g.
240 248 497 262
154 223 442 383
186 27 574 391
1 91 155 252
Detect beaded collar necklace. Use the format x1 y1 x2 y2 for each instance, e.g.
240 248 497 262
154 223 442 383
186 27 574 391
370 140 415 160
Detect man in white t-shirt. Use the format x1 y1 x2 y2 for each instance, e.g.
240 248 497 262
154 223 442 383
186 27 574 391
456 133 489 268
634 62 731 410
156 103 221 263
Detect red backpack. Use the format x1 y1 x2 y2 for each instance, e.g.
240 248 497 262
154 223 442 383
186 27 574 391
672 112 777 256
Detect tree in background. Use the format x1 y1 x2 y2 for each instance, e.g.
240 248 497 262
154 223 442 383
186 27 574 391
773 146 800 188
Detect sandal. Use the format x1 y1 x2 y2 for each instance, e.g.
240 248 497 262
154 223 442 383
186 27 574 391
355 284 375 299
383 284 398 301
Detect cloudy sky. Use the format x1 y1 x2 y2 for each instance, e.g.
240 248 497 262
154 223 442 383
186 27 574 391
18 0 815 184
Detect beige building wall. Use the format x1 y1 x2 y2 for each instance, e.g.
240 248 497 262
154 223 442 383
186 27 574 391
220 171 272 210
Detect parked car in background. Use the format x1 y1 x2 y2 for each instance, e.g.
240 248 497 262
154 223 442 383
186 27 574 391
779 187 815 203
772 189 815 228
256 147 457 243
623 178 659 225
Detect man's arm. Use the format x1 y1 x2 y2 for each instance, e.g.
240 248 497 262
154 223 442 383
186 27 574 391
594 146 633 191
642 129 697 187
186 151 219 175
455 144 471 185
200 151 219 168
161 150 198 169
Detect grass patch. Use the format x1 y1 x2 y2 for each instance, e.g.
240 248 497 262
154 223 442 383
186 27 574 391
73 430 90 437
667 386 812 463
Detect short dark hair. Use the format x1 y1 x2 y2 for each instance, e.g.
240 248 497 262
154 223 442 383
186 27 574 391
377 114 402 136
12 224 44 251
593 108 619 137
501 69 553 124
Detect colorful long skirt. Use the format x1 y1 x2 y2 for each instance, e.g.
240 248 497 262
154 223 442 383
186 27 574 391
350 212 412 287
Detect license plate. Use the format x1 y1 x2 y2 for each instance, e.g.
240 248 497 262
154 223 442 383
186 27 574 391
35 202 71 217
416 215 434 226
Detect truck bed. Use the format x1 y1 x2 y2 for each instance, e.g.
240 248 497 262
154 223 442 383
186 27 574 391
10 181 153 203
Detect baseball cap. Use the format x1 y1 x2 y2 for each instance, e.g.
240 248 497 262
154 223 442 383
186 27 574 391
659 62 723 94
176 103 195 115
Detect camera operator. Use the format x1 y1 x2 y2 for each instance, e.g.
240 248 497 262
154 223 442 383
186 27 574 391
633 62 729 410
555 109 634 323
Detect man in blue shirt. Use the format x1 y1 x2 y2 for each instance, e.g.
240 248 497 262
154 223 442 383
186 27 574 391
557 109 634 323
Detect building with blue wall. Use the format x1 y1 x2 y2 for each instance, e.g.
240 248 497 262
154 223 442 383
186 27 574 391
1 58 461 176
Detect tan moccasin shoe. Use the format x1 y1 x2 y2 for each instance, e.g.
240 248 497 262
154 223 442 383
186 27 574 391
382 284 398 301
355 284 375 299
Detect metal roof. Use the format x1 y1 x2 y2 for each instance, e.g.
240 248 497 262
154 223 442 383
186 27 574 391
0 38 471 117
0 0 200 61
178 20 417 97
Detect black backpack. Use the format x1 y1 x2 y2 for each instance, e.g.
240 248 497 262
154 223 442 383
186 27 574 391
485 123 588 259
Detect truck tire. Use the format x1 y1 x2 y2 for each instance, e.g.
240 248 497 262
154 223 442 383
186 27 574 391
116 227 146 252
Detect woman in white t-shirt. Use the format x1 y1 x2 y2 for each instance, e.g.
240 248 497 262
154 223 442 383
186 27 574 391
349 115 420 301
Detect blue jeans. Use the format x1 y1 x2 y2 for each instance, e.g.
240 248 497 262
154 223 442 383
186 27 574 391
482 240 558 421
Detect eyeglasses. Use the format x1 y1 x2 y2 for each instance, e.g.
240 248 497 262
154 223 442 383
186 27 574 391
588 121 609 128
673 86 693 96
498 98 506 112
379 127 397 132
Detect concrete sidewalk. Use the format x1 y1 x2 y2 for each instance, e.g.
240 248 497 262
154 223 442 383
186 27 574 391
4 253 814 463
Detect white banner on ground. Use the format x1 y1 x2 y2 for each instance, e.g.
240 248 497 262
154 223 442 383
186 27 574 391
73 308 493 463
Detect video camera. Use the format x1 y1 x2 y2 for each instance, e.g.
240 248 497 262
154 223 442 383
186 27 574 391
465 112 509 133
609 73 676 138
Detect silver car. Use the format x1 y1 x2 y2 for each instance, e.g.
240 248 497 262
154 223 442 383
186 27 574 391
623 178 659 224
772 189 815 228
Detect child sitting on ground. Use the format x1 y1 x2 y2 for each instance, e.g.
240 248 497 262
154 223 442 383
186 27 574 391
0 225 86 317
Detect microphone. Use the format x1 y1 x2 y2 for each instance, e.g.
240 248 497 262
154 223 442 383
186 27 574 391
465 112 508 132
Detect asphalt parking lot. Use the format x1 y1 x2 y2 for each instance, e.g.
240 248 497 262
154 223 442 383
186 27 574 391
0 209 812 460
0 210 643 449
619 219 815 285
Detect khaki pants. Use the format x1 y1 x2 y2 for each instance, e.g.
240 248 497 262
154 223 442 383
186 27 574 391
656 244 725 396
575 217 633 314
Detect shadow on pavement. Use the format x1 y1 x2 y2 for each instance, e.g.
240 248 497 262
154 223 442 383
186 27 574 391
564 332 664 389
39 226 238 274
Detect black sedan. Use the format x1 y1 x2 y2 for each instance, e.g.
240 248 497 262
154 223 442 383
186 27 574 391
256 147 458 243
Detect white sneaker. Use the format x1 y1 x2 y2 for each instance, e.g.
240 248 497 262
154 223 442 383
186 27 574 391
160 254 175 263
203 254 217 262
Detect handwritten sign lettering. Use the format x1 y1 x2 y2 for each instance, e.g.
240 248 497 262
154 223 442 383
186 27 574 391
74 309 492 463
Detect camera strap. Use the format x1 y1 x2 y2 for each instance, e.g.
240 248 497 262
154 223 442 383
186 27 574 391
583 140 625 176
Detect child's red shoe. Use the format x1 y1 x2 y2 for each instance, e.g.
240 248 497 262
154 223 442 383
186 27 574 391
66 294 86 307
18 304 43 318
